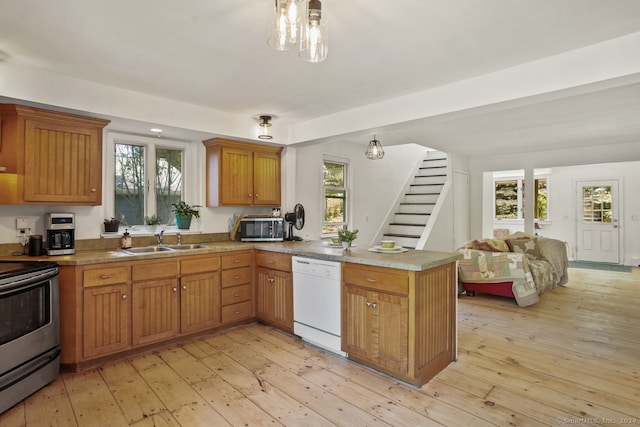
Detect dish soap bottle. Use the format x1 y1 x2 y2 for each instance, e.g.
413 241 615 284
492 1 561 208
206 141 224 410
121 229 132 249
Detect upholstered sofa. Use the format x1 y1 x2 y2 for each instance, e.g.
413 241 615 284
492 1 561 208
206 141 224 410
457 233 569 306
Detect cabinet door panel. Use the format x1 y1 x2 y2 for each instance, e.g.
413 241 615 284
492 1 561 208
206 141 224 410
253 150 281 206
255 267 292 331
342 285 372 359
24 119 101 204
180 272 221 334
375 292 409 374
132 278 179 346
220 147 253 205
83 284 131 358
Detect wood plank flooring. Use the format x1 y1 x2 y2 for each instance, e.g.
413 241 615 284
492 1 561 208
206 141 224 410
3 267 639 426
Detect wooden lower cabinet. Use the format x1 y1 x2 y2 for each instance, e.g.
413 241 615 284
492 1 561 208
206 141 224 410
131 259 180 346
180 271 221 334
83 283 132 359
132 278 179 346
342 262 457 387
220 251 254 324
342 285 409 374
63 253 228 369
256 268 293 332
180 254 221 334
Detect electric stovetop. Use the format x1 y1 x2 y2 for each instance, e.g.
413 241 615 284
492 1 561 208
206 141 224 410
0 260 59 280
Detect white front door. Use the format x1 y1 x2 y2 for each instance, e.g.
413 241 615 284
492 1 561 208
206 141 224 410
576 180 620 263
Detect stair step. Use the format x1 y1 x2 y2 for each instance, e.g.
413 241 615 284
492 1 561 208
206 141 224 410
398 204 434 214
403 195 437 206
392 213 430 225
413 176 446 185
388 224 424 235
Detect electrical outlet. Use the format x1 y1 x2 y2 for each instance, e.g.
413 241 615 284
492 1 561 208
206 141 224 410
16 218 35 237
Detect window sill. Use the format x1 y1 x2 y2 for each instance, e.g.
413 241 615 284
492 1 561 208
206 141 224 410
101 226 202 238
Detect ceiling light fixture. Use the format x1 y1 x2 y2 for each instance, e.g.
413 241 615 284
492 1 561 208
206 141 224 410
258 115 273 140
268 0 327 63
268 0 303 51
299 0 327 63
365 135 385 160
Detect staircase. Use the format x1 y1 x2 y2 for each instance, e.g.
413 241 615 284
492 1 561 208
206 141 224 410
381 152 447 249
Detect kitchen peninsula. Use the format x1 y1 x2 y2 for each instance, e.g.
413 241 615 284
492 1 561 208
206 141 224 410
24 240 461 387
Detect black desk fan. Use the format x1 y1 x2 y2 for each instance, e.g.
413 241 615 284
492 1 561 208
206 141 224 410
284 203 305 241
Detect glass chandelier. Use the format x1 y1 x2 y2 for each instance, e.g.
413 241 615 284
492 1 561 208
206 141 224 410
268 0 328 63
365 135 385 160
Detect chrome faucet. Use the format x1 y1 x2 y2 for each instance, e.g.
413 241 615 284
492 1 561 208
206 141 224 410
155 229 165 245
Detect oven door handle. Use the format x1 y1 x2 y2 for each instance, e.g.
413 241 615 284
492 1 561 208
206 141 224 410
0 268 58 294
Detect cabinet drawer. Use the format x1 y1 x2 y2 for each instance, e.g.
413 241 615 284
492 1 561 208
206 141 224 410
221 266 252 288
83 266 130 287
221 300 254 324
221 284 252 306
132 260 179 281
181 255 220 275
221 251 253 269
255 251 291 272
343 264 408 295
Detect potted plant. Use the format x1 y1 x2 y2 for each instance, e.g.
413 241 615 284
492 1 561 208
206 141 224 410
338 228 358 251
103 217 120 233
171 201 201 229
144 214 162 233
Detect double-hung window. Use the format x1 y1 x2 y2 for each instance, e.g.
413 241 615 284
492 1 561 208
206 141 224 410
322 158 349 235
106 133 195 230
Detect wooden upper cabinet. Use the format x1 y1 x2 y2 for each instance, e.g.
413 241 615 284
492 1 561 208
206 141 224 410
0 104 110 205
203 138 282 207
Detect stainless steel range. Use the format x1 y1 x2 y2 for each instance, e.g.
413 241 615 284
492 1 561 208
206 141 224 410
0 261 60 414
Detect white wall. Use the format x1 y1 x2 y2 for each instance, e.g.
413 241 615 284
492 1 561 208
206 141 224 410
293 141 428 244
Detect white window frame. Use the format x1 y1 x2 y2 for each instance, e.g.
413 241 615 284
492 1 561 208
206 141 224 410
103 132 198 235
321 155 350 236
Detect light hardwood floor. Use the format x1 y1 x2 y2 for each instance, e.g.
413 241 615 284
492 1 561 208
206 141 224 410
2 267 639 426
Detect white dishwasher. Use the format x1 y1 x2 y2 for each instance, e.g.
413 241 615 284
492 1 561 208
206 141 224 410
292 256 345 356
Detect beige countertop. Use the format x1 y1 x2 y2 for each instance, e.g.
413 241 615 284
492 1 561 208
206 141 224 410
3 240 461 271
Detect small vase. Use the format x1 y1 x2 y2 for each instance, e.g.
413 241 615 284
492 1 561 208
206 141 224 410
176 215 192 230
342 241 352 251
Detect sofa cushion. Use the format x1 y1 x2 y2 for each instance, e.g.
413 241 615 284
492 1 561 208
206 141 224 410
473 238 510 252
506 237 540 260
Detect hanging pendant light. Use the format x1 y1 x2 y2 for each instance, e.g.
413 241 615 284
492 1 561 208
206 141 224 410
299 0 328 63
258 115 273 140
365 135 385 160
268 0 304 51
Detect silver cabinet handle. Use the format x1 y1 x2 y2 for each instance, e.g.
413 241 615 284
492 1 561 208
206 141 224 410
366 278 377 282
366 301 371 307
100 274 113 280
122 294 127 300
182 285 187 290
173 287 177 292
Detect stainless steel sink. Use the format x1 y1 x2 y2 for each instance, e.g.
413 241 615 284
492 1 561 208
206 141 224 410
164 244 208 250
120 246 175 255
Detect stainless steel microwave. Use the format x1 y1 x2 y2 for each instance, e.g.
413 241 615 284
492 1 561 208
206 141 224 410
239 217 284 242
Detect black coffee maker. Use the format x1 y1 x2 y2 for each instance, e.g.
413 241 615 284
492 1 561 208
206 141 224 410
45 213 75 255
